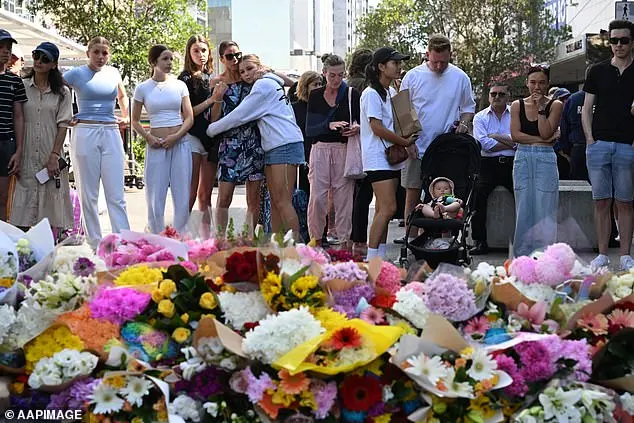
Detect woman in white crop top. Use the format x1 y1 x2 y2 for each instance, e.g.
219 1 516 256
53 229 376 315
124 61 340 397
132 45 194 234
63 36 130 248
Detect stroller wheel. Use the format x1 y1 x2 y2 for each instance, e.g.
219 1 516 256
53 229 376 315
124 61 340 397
136 180 144 189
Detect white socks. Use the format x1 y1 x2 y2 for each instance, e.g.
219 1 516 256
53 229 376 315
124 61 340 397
367 248 379 260
378 244 387 258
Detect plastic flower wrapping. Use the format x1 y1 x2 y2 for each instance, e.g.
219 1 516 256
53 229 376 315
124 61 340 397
0 227 632 423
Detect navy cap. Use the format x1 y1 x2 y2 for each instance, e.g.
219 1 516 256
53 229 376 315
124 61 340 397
552 87 571 100
0 29 17 44
33 42 59 62
372 47 410 65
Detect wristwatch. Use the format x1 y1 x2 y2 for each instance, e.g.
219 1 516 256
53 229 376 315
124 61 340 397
537 109 547 116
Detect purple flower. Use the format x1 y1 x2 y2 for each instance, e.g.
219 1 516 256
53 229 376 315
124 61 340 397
175 367 228 400
421 273 477 321
333 283 375 313
47 390 71 410
311 380 337 419
368 401 386 417
321 261 368 282
88 288 151 325
73 257 96 277
495 354 529 398
515 341 556 382
46 377 98 410
246 369 275 403
541 338 592 381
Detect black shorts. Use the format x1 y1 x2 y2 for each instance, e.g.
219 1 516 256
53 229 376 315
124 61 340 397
365 169 401 184
207 137 220 164
0 137 16 177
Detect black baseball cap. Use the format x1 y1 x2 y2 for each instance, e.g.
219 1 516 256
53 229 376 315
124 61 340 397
372 47 410 64
0 29 17 44
33 42 60 61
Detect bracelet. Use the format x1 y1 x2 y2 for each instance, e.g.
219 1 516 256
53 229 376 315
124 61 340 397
50 151 60 157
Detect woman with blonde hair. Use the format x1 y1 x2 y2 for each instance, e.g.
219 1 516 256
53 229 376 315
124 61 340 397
178 34 217 212
293 70 322 194
132 45 193 233
64 36 130 248
207 54 304 237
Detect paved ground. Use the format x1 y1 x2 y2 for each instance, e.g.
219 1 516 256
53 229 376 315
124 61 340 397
99 186 627 270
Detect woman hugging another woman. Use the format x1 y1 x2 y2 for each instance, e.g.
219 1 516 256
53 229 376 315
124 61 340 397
207 53 304 237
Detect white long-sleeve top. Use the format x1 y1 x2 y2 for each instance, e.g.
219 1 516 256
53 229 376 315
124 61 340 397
206 73 303 152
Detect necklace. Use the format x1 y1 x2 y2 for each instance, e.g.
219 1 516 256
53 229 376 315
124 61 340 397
152 76 169 91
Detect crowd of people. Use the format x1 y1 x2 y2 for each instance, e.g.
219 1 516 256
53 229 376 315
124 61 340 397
0 21 632 269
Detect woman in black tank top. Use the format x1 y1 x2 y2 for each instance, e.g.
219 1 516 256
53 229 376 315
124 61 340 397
509 64 564 256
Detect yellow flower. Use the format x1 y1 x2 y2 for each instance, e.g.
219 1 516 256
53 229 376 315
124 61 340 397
460 346 474 358
105 375 126 388
261 272 282 298
358 357 384 377
158 299 175 318
393 320 417 335
311 291 326 304
201 313 216 320
299 390 317 409
315 308 348 331
271 388 295 407
181 313 189 323
10 381 24 395
0 278 14 288
199 292 217 310
151 289 163 303
290 283 308 299
295 275 318 290
374 414 391 423
221 284 236 293
114 265 163 286
172 327 191 344
131 418 144 423
159 279 177 297
24 326 84 372
469 395 496 419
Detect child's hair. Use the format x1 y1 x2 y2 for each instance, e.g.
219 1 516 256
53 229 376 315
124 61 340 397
239 54 263 68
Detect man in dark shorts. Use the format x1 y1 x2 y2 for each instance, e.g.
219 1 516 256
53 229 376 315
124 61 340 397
0 29 27 221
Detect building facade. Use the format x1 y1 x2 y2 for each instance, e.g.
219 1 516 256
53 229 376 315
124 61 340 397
333 0 368 58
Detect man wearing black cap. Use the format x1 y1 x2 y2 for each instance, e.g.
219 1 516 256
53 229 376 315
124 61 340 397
0 29 27 221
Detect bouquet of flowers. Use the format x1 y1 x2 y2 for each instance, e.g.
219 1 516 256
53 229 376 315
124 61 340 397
592 327 634 389
331 281 375 318
391 283 430 330
243 307 324 364
261 268 326 312
568 300 634 356
217 291 270 331
97 230 188 268
114 265 164 287
24 325 84 373
56 305 120 358
87 373 170 421
605 269 634 301
229 366 338 421
46 377 100 411
28 348 98 389
275 319 402 375
16 239 36 272
513 380 617 423
25 272 97 315
88 287 152 325
52 244 106 276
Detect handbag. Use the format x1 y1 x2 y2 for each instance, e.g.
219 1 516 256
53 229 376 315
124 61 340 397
382 140 409 165
343 87 365 179
390 89 422 138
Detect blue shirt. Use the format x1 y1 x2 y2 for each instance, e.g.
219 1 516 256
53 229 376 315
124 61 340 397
558 91 585 152
63 65 122 122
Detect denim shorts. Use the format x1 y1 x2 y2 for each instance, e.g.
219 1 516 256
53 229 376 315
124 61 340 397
264 142 305 165
586 140 634 202
0 137 16 177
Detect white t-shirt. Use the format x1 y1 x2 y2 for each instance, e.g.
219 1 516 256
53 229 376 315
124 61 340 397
360 86 405 171
401 63 476 157
133 77 189 128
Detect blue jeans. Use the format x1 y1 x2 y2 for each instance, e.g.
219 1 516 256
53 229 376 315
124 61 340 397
513 145 559 256
264 142 305 165
586 140 634 202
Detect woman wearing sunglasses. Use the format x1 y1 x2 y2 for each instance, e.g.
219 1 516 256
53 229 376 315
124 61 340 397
11 42 73 234
63 36 130 248
510 64 563 256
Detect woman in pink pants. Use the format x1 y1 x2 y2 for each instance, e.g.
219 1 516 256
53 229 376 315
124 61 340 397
305 54 361 249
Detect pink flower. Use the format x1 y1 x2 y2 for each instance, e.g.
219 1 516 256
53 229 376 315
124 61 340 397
376 262 402 295
187 239 219 261
509 256 537 284
179 260 199 274
534 255 567 287
403 281 425 298
464 316 490 335
515 301 546 325
608 309 634 329
543 243 576 275
296 245 329 266
97 233 121 260
359 306 385 325
577 313 609 335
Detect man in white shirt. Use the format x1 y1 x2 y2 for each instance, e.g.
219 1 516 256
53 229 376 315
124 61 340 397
396 34 476 243
470 83 515 255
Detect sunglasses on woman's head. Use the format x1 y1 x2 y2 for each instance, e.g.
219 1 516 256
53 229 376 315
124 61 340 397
223 52 242 61
32 51 52 64
529 63 550 71
609 37 632 45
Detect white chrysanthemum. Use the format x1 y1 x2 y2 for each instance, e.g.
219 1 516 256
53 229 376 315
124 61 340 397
444 367 474 398
217 291 271 330
204 401 219 417
539 387 583 423
506 278 556 302
120 376 153 407
53 244 106 274
0 304 16 345
392 287 430 329
404 353 448 385
169 395 203 423
466 349 497 381
620 393 634 415
243 306 324 364
52 348 79 368
90 382 124 414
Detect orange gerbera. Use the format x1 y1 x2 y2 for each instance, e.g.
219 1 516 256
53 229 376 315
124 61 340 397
259 391 283 419
577 313 608 335
278 369 310 395
328 327 363 350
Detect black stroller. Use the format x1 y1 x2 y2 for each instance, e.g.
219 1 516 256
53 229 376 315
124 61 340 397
400 133 481 268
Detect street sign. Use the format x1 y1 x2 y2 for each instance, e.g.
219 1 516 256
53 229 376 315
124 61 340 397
615 1 634 20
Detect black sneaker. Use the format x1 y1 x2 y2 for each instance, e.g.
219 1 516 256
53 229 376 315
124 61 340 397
470 241 489 255
394 236 407 245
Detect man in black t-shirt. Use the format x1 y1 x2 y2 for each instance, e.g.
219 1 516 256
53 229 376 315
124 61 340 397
0 29 27 221
582 19 634 271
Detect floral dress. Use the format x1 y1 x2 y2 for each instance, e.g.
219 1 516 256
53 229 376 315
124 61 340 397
216 82 265 183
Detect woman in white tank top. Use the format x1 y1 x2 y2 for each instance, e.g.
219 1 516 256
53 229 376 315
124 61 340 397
63 36 130 249
131 45 193 234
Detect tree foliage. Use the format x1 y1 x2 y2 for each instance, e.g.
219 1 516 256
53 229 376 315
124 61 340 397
30 0 205 87
357 0 571 106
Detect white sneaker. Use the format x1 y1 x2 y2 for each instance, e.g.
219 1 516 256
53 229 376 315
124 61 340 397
590 254 609 270
620 255 634 271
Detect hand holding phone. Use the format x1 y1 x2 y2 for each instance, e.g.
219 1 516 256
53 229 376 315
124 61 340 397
35 157 68 185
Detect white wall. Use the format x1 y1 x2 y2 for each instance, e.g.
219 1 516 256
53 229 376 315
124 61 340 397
566 0 614 37
333 0 348 57
315 0 334 58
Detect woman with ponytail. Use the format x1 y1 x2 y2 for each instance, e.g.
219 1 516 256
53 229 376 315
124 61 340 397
361 48 417 260
131 45 193 233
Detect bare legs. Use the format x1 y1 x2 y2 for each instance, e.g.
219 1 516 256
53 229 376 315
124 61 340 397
369 178 398 249
265 164 300 236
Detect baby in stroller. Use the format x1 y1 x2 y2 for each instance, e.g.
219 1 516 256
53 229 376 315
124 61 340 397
415 177 464 220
